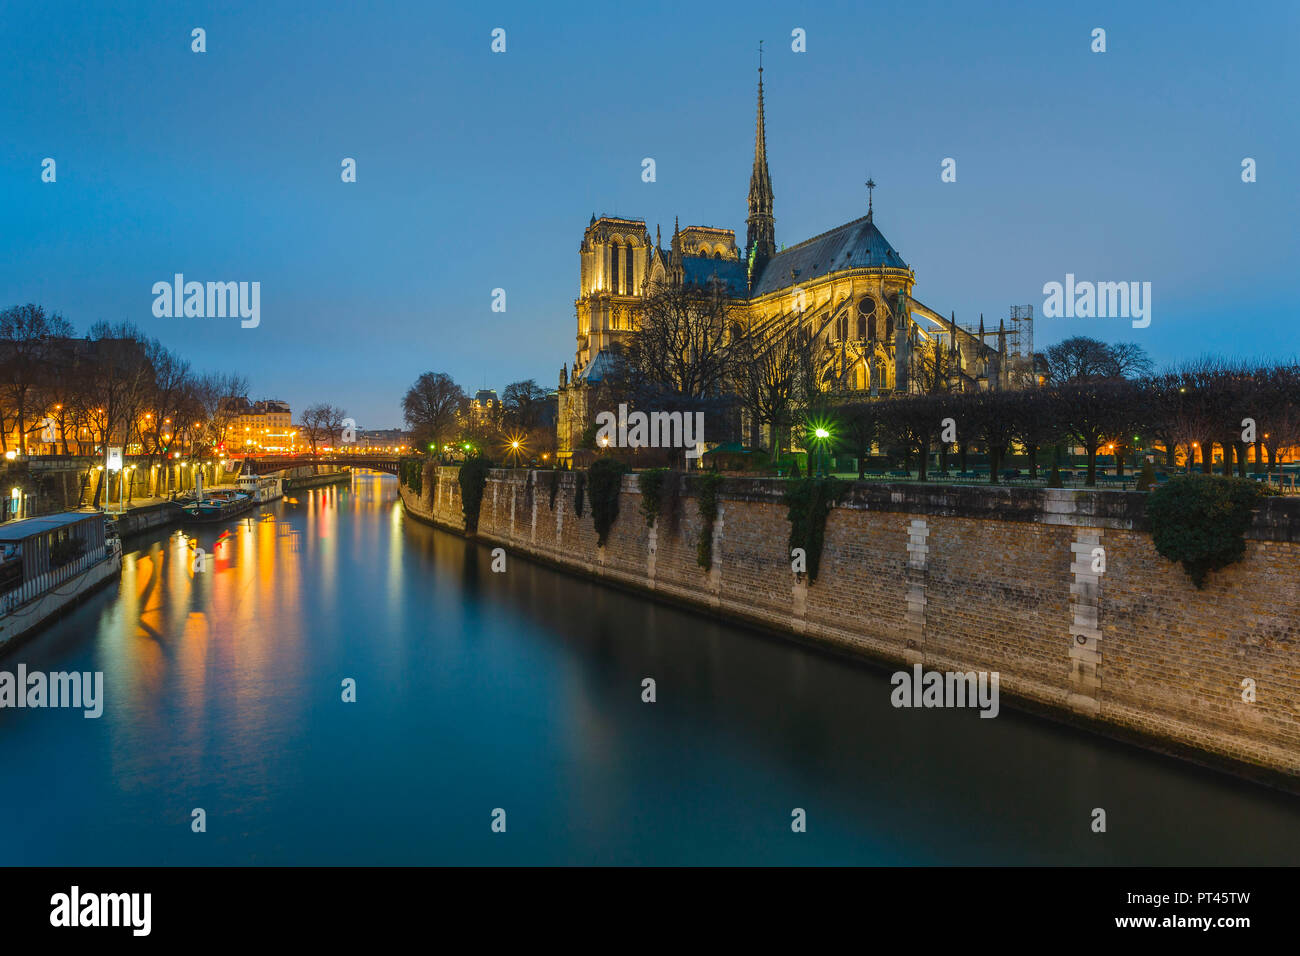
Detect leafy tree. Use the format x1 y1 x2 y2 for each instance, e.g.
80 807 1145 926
1146 476 1263 587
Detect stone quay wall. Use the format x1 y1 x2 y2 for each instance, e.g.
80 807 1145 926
401 466 1300 787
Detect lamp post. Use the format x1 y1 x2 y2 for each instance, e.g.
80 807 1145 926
814 427 830 477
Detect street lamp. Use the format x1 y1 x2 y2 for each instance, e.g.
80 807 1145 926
806 419 834 477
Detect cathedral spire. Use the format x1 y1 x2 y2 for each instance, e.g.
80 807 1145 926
670 217 683 283
746 42 776 280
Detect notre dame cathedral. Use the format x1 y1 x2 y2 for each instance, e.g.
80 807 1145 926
556 59 1035 461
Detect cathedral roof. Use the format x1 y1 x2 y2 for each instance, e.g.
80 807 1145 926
749 215 908 298
681 256 750 297
576 348 621 384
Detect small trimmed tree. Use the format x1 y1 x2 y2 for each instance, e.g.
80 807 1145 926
1146 475 1262 588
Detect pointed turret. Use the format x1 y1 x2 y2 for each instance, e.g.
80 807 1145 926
894 287 910 394
669 217 684 284
745 45 776 283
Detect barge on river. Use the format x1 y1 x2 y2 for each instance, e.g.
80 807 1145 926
0 511 123 652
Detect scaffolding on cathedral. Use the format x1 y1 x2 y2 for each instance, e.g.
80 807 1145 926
1008 304 1033 358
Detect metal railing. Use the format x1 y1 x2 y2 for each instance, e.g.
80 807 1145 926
0 540 119 618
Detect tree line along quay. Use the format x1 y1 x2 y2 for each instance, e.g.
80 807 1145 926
400 340 1300 492
0 303 406 518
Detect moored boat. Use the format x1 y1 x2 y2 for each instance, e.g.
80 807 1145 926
0 511 123 651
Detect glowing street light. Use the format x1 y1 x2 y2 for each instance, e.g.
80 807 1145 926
808 418 835 477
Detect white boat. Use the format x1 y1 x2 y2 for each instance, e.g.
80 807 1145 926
0 511 123 651
235 473 284 503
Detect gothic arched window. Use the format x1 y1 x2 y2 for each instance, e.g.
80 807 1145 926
837 315 848 341
858 297 876 340
610 242 620 293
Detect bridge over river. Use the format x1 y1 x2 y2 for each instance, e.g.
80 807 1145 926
244 454 401 476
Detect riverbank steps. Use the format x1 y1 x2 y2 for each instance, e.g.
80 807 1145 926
401 466 1300 788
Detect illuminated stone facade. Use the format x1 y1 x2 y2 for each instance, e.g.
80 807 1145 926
557 64 1034 460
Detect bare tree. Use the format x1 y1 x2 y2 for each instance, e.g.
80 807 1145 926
323 404 348 449
625 281 746 400
1102 342 1154 380
1004 389 1064 480
297 403 330 455
1053 380 1140 485
80 322 154 505
836 399 883 478
1258 362 1300 473
501 380 548 432
140 340 193 459
1044 337 1112 384
880 394 945 480
192 373 249 456
1044 336 1151 384
402 372 466 453
911 335 958 395
733 325 807 457
0 303 75 454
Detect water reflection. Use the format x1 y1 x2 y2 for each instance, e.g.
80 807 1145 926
0 471 1295 865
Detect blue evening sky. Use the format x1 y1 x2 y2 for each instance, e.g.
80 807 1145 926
2 0 1295 427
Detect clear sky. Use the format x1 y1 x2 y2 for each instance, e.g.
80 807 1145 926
2 0 1296 427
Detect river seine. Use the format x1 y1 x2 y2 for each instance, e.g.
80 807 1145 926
1 473 1295 865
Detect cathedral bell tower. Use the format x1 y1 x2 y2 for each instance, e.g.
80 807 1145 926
745 45 776 288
